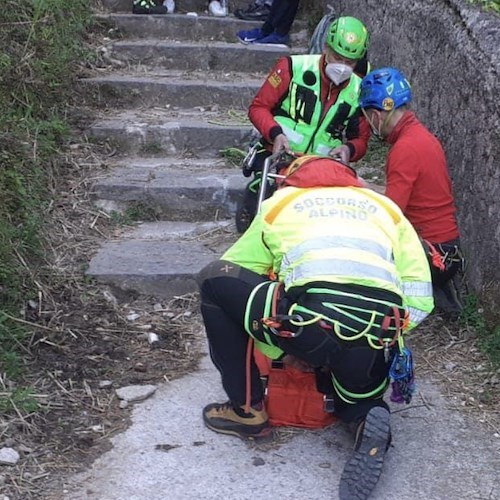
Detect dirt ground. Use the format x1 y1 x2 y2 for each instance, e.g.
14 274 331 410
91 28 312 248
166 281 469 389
0 137 207 499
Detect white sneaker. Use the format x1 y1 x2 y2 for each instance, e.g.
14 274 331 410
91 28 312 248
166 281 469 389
208 0 227 16
163 0 175 13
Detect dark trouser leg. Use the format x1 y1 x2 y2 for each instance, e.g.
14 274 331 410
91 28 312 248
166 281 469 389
262 0 299 36
328 347 390 423
272 324 390 423
201 269 396 423
198 261 268 407
269 286 402 423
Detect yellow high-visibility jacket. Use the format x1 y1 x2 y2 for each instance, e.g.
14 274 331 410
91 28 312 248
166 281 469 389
224 185 434 334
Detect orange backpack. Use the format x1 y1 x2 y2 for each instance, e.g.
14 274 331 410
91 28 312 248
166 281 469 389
254 349 338 429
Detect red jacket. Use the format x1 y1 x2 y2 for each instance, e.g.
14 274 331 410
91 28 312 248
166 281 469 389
248 55 370 161
385 111 459 243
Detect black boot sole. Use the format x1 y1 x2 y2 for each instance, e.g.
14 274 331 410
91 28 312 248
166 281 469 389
203 419 273 441
339 407 391 500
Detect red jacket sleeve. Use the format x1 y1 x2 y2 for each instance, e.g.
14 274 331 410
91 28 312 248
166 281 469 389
345 114 371 162
248 56 292 143
385 142 420 211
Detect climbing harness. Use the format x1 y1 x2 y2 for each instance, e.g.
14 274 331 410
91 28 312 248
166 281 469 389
435 242 465 273
261 314 304 338
423 239 465 274
424 240 446 271
284 290 410 405
286 294 405 354
260 281 304 338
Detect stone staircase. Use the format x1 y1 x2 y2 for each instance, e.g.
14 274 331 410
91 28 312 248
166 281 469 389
83 1 308 299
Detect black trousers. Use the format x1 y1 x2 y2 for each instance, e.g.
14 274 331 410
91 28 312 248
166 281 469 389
198 260 400 423
261 0 299 36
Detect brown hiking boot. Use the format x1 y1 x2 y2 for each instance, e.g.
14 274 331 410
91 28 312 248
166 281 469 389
339 407 391 500
203 402 272 440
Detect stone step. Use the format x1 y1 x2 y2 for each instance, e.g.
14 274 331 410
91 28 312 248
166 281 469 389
86 220 237 299
106 39 292 72
98 0 259 14
88 109 254 156
97 13 307 43
92 160 246 220
79 73 262 109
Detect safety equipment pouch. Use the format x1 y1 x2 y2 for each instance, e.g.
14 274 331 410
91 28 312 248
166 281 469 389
254 349 338 429
389 346 415 404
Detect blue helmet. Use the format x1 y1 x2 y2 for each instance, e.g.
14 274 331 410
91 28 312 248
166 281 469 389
359 67 412 111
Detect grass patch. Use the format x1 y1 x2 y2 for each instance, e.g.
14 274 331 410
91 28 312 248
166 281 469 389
110 201 161 225
460 294 500 367
0 0 93 388
219 146 246 167
139 142 165 155
0 388 39 414
468 0 500 13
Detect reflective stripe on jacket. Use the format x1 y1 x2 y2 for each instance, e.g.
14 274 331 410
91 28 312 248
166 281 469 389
223 186 434 332
274 54 361 155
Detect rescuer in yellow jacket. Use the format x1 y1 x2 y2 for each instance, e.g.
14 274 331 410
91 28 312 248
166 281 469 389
198 155 434 500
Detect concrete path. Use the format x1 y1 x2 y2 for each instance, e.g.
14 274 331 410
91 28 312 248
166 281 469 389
63 338 500 500
73 3 500 500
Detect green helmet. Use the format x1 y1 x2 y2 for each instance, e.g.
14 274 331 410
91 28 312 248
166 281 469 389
326 16 369 60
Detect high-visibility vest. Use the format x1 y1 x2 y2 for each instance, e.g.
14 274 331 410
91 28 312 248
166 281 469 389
223 185 434 338
274 54 361 156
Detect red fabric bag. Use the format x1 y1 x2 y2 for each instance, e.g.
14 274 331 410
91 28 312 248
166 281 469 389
254 349 338 429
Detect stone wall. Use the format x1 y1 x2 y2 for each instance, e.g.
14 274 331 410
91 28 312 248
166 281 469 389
317 0 499 297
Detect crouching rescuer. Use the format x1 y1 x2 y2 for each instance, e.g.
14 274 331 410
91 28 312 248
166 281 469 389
197 155 434 500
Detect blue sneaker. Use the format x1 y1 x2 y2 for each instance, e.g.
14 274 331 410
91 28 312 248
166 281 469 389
254 32 289 46
237 28 264 44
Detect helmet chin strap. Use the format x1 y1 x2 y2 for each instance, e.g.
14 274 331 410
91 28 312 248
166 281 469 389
379 109 395 140
362 109 383 141
367 109 394 141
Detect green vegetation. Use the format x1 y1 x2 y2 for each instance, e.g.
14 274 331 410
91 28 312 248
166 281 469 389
0 0 93 387
219 146 246 167
469 0 500 13
139 141 164 155
0 388 39 413
461 294 500 367
110 201 161 224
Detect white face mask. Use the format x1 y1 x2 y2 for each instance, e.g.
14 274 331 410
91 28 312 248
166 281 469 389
325 63 353 85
